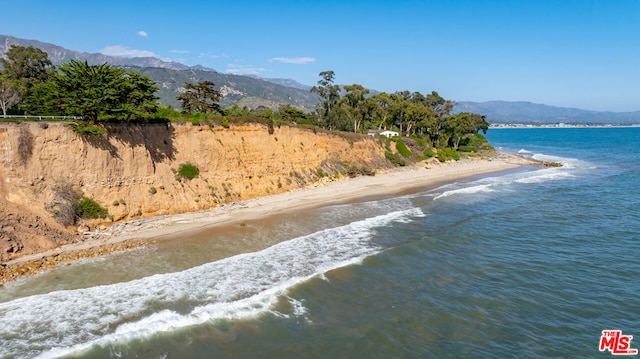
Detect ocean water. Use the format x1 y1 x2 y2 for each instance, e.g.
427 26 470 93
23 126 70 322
1 127 639 358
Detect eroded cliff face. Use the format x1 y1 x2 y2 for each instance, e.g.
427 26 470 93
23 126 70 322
0 122 391 261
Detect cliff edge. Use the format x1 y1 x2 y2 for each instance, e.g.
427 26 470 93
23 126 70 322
0 121 391 262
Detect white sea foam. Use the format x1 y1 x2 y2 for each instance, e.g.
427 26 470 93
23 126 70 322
531 153 566 163
287 296 309 317
1 208 422 359
431 153 586 201
531 153 590 170
433 184 495 200
514 169 575 184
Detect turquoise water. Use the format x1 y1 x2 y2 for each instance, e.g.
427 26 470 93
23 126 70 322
1 127 639 358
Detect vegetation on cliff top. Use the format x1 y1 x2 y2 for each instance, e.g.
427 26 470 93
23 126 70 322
1 45 490 158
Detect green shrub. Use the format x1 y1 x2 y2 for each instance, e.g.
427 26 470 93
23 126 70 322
395 139 412 158
343 163 375 178
74 197 109 219
221 116 230 128
461 133 488 147
193 112 207 119
384 138 392 152
411 135 428 148
177 162 199 180
149 187 157 195
151 105 182 121
385 151 406 166
457 145 477 153
72 122 107 135
423 148 436 158
438 147 460 162
449 148 460 161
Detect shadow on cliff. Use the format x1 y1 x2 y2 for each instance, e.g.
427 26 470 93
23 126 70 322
83 123 177 170
82 130 121 160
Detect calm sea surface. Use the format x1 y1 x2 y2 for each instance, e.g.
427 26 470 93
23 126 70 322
1 127 639 358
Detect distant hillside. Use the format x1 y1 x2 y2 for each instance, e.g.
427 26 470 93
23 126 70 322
455 101 640 124
250 76 312 91
1 34 319 110
131 67 318 110
0 34 199 71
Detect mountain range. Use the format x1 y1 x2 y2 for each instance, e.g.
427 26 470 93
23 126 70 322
0 35 319 110
455 101 640 124
2 34 639 123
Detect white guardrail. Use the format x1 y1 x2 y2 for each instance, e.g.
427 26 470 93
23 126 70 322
0 115 82 120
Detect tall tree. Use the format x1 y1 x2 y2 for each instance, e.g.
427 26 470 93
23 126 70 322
470 113 489 134
115 71 159 121
0 45 52 97
46 60 158 122
0 76 20 116
310 71 341 128
388 92 409 135
340 83 369 133
177 80 223 114
277 104 307 123
443 112 476 149
21 80 64 116
404 102 435 138
369 92 393 130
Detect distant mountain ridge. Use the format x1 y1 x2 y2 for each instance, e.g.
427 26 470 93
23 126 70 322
0 34 208 71
455 101 640 124
4 35 639 120
130 66 318 109
0 34 319 110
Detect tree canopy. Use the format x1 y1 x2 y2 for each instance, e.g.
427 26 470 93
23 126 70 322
0 45 53 115
177 80 223 114
0 45 52 95
309 71 489 149
21 60 159 122
0 44 489 151
0 76 21 116
310 71 341 129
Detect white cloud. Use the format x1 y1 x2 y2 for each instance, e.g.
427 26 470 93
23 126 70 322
199 52 228 59
99 45 157 58
269 57 316 64
137 30 148 37
170 50 189 54
225 64 268 75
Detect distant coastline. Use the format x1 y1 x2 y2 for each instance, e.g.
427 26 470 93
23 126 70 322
490 123 640 129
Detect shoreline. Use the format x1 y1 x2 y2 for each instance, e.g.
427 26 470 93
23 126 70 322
0 152 537 284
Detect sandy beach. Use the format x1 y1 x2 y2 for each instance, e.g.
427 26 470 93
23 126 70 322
0 153 536 282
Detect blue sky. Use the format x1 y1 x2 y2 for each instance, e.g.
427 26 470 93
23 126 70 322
2 0 639 111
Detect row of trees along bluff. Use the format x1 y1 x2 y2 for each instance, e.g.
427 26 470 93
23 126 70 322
1 45 489 155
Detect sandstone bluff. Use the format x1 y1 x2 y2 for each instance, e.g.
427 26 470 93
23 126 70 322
0 121 393 267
